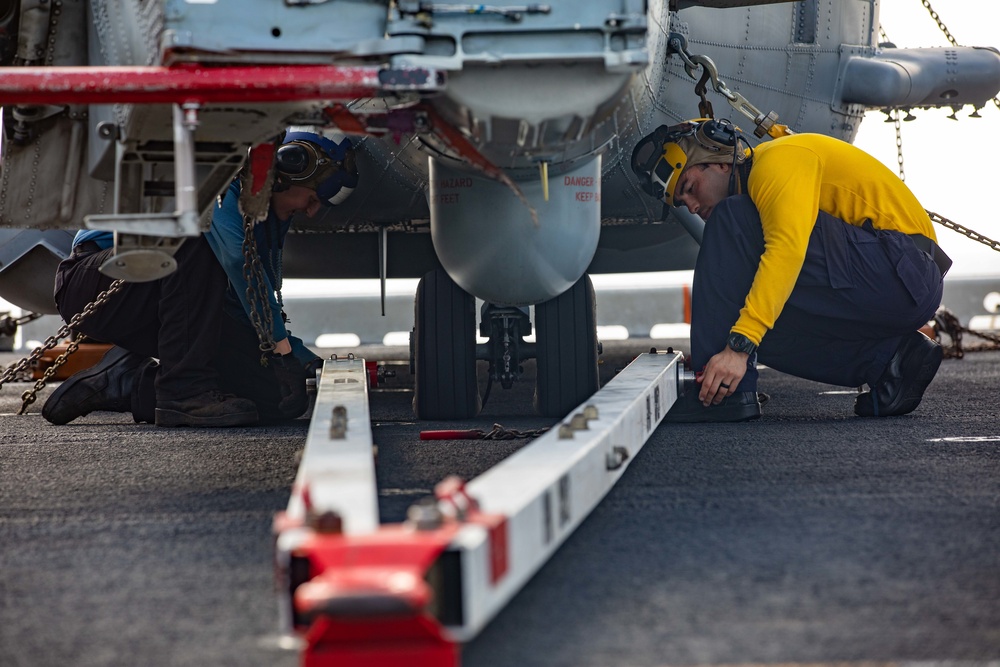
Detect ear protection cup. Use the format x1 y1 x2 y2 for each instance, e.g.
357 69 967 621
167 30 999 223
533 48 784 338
694 119 751 203
696 119 740 150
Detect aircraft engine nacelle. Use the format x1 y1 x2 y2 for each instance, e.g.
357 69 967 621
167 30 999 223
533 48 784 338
840 46 1000 109
429 157 602 307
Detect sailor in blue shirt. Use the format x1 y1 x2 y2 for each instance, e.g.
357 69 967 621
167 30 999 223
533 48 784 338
42 130 358 427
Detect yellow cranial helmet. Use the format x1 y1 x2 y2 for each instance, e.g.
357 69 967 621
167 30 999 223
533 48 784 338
631 118 750 205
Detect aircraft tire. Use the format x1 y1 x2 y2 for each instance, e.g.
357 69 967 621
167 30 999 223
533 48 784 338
534 274 600 418
412 268 481 420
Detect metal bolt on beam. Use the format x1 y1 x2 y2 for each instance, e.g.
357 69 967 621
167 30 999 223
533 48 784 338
606 445 630 471
559 408 595 439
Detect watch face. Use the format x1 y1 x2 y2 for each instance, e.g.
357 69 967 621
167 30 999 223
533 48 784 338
728 334 755 354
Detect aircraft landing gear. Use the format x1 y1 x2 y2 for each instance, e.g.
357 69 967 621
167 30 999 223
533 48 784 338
479 304 531 391
410 271 601 420
411 268 481 420
533 275 600 418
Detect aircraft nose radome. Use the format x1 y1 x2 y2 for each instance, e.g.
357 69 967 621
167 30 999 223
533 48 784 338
840 46 1000 110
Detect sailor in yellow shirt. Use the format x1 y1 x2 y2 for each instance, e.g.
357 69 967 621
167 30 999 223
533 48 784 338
631 118 950 422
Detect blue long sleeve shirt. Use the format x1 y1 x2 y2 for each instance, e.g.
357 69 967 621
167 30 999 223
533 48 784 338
72 180 317 366
205 181 319 367
205 180 291 344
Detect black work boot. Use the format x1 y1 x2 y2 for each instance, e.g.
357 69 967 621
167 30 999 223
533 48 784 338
155 390 258 427
42 346 149 425
664 384 762 423
854 331 943 417
130 359 160 424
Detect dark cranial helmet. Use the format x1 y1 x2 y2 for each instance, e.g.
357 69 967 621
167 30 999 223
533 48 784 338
276 130 359 207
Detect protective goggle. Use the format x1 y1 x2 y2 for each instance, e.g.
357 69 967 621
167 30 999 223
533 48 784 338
277 134 359 207
277 141 331 182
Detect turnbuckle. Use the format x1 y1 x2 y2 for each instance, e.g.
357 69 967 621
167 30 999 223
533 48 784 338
667 32 791 139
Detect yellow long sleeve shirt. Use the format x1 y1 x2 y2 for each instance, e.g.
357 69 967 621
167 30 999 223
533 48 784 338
732 133 935 345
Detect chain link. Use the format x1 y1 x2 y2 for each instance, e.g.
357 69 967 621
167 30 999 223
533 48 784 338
882 6 1000 257
0 279 125 413
481 423 549 440
893 108 906 181
759 0 1000 355
667 33 787 138
920 0 1000 111
17 337 83 414
920 0 958 47
0 311 43 336
241 214 276 364
0 1 125 411
926 210 1000 253
932 307 1000 358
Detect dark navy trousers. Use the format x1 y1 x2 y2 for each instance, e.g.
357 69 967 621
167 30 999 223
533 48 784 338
54 235 290 421
690 195 944 391
54 235 227 402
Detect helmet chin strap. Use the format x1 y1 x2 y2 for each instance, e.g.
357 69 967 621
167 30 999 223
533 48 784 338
728 134 740 196
727 134 753 197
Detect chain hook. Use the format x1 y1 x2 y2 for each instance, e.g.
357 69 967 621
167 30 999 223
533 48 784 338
694 68 715 119
685 54 724 93
0 278 126 413
667 33 789 138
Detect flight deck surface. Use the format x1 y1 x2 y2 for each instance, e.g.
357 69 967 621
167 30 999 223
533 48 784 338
1 345 997 667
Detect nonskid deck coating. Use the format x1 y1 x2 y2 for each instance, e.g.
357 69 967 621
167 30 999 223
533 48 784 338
0 347 997 667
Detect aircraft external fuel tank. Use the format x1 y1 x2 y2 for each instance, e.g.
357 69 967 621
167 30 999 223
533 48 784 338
429 156 602 307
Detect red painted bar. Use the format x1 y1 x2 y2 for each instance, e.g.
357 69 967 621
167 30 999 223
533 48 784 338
0 65 434 105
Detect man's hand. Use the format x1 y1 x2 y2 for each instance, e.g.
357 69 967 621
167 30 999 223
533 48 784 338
273 338 292 356
698 347 749 406
303 357 324 378
270 353 308 419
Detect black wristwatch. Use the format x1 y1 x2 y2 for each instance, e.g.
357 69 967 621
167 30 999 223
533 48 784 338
726 332 757 356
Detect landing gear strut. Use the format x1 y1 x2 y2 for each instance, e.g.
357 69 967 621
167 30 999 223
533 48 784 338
479 304 531 391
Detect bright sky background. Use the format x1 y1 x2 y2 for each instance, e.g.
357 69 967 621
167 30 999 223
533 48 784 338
854 0 1000 277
